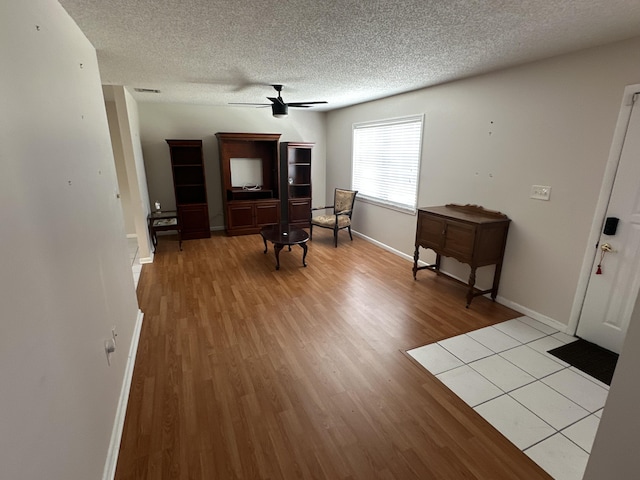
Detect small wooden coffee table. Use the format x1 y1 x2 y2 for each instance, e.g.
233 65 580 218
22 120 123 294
260 224 309 270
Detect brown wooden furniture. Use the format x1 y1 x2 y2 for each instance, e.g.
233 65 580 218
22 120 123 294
260 223 309 270
281 142 314 227
413 204 510 307
166 139 211 239
217 132 281 235
147 210 182 252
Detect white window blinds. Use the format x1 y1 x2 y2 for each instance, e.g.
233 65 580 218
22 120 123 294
352 115 423 213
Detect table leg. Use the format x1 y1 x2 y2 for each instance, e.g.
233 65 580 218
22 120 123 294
149 225 157 253
466 267 477 308
274 243 283 270
412 245 419 279
262 235 268 254
491 261 504 301
301 242 308 267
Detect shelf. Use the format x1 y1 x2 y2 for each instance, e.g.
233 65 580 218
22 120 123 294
227 188 275 201
166 139 210 239
169 149 203 166
280 142 314 225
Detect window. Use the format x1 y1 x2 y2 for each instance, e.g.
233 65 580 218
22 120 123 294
352 115 423 213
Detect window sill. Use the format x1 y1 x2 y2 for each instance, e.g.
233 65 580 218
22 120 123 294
355 196 416 215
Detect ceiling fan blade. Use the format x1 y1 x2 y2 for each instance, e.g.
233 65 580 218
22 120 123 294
231 85 326 114
287 101 328 107
267 96 286 105
229 102 271 107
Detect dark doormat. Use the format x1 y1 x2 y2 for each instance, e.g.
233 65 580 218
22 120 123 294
548 339 618 386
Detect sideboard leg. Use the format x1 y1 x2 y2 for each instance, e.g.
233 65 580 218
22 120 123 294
466 267 477 308
413 245 420 280
491 261 504 301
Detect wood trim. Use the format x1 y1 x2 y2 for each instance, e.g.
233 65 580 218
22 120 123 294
445 203 508 219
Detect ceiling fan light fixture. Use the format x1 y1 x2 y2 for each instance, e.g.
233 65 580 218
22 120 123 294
230 85 326 116
271 103 288 118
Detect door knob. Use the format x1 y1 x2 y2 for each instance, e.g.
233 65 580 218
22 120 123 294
596 243 613 275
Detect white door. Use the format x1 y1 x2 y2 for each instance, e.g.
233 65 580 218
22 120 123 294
577 94 640 354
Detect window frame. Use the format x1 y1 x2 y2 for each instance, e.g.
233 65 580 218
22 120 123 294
351 114 424 215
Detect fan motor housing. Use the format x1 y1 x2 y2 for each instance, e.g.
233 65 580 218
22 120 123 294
272 103 288 117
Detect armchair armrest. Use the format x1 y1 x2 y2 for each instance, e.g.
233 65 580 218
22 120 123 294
311 205 334 211
335 209 352 216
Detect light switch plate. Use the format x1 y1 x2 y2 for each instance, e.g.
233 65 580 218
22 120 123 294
530 185 551 201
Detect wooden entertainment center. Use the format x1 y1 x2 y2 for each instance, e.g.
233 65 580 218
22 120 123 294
217 132 281 235
217 133 316 235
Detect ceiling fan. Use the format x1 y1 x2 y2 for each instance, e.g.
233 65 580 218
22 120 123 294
230 84 327 118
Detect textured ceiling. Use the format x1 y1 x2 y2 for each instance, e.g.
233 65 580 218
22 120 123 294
59 0 640 111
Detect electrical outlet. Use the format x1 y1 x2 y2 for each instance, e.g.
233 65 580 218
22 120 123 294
530 185 551 201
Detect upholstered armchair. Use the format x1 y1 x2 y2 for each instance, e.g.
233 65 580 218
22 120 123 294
310 188 358 247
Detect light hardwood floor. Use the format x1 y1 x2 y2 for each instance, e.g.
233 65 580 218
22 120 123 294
117 229 551 479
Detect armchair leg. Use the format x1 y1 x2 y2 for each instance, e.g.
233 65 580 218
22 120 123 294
348 226 353 241
334 227 338 247
310 223 313 239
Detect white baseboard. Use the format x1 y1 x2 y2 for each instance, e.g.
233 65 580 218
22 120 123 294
126 234 137 239
352 230 415 261
210 225 225 232
353 230 568 333
102 309 144 480
138 255 153 264
493 296 568 332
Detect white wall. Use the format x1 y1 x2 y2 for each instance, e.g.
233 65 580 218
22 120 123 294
114 86 153 261
138 103 327 229
327 36 640 327
0 1 140 479
105 86 153 260
105 99 136 235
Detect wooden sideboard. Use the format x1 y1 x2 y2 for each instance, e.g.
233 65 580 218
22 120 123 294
413 204 510 307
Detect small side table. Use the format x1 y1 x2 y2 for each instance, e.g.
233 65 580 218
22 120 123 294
260 224 309 270
148 211 182 252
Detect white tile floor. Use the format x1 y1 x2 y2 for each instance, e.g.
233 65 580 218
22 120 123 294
127 237 142 287
408 316 609 480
